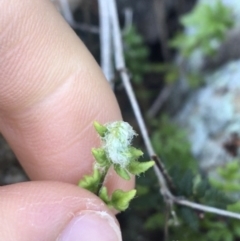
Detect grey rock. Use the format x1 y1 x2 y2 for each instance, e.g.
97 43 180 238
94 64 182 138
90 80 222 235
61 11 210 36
204 26 240 70
176 60 240 172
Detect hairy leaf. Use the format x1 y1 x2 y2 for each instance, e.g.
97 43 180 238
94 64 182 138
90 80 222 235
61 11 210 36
94 121 108 137
114 164 131 180
78 168 101 194
99 186 111 204
127 160 155 175
111 189 137 211
92 148 109 167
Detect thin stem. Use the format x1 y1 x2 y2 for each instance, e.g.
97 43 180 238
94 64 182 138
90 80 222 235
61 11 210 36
152 155 176 192
98 0 114 86
164 204 170 241
175 198 240 220
72 23 99 34
123 7 133 30
96 164 111 195
58 0 99 34
153 0 170 61
147 85 173 118
108 0 173 201
59 0 75 25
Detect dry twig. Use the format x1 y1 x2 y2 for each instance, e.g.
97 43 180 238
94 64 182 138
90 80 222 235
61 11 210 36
98 0 114 86
108 0 173 203
57 0 99 34
147 85 173 118
153 0 170 61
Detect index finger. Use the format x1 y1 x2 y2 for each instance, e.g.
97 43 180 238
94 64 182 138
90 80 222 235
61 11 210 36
0 0 133 192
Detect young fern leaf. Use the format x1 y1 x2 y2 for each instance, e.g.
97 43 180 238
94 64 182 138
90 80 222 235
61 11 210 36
78 121 154 212
111 189 137 211
78 168 101 194
99 187 137 211
92 148 110 167
128 147 143 159
99 186 111 204
93 121 108 137
114 164 131 180
127 160 155 175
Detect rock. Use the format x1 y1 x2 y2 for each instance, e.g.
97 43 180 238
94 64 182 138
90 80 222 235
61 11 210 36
204 26 240 70
176 60 240 172
164 0 240 184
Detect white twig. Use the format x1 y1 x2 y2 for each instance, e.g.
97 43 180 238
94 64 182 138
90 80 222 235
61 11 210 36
123 7 133 30
72 23 100 34
98 0 114 86
106 0 240 221
59 0 75 25
108 0 172 201
147 85 173 118
108 1 124 70
175 198 240 220
153 0 169 60
58 0 99 34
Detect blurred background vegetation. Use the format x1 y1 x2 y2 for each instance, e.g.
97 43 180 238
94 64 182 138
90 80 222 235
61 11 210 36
2 0 240 240
73 1 240 240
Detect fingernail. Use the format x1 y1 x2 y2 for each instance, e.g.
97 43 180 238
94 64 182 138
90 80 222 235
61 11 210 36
58 210 122 241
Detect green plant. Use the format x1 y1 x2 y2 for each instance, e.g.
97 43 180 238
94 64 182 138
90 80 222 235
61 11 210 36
151 115 198 173
120 115 238 240
210 160 240 194
170 0 234 57
209 160 240 212
123 26 161 84
149 116 238 241
78 121 154 211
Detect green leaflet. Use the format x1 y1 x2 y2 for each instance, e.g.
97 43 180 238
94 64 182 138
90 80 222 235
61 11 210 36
99 186 111 204
114 164 131 180
78 121 155 212
128 147 143 158
92 148 109 167
78 168 101 194
111 189 137 211
170 0 234 57
100 187 137 211
94 121 108 137
127 160 155 175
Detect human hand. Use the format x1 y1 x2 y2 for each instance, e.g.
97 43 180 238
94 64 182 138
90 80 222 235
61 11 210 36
0 1 134 240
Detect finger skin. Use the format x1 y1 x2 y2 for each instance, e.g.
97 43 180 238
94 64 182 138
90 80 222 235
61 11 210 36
0 0 134 193
0 181 120 241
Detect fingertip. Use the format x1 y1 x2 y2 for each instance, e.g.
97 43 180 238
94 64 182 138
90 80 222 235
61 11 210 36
57 210 122 241
0 181 122 241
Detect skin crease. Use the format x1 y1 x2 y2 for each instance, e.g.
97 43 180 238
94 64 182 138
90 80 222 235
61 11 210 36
0 0 134 240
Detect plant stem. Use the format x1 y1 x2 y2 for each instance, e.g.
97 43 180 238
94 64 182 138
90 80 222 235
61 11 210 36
95 164 110 195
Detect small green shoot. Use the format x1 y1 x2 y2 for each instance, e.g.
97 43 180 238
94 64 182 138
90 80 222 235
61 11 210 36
78 121 154 211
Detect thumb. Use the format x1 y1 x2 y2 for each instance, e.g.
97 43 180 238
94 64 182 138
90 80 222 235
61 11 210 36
0 182 122 241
